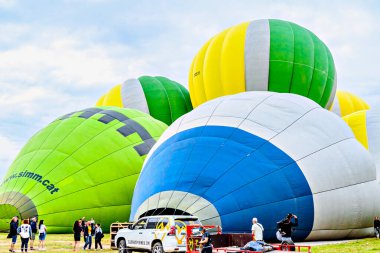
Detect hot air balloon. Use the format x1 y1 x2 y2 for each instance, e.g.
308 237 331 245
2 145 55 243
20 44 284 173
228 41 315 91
0 107 167 233
131 92 376 241
189 19 337 108
330 90 370 117
96 76 193 125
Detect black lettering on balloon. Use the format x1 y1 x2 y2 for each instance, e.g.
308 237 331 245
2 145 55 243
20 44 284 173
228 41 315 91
59 108 156 157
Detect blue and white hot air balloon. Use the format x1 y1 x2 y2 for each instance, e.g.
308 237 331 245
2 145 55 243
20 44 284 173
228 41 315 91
131 92 377 241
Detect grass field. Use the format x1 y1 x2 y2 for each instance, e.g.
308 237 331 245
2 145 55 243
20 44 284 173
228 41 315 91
1 233 380 253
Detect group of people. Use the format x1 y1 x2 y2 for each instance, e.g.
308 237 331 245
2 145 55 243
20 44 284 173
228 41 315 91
197 213 299 253
8 216 47 252
245 213 298 252
72 217 104 251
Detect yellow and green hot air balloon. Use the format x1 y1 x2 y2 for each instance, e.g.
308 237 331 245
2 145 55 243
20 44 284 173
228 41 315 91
189 19 337 108
330 90 370 117
97 76 193 126
0 107 167 233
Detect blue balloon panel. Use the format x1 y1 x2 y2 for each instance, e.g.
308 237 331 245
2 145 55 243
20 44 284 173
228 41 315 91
131 126 314 240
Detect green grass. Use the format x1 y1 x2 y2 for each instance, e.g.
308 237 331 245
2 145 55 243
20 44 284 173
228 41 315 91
1 233 380 252
311 238 380 253
0 233 114 252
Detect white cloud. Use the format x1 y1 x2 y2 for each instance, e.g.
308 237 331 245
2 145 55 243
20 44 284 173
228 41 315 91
0 134 21 180
0 39 134 89
0 23 30 45
0 0 15 9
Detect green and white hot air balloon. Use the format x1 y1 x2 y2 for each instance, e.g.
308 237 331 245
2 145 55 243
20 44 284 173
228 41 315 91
97 76 193 125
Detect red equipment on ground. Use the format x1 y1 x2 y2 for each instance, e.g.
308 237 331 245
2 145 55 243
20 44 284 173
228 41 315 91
185 224 312 253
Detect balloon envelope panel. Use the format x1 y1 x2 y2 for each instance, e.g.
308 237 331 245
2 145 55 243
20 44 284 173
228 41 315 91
343 109 380 175
131 92 376 241
0 107 167 233
189 19 337 109
96 76 193 125
331 90 370 117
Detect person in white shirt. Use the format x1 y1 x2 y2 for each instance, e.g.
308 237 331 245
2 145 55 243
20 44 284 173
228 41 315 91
38 220 47 250
251 217 264 241
19 219 32 253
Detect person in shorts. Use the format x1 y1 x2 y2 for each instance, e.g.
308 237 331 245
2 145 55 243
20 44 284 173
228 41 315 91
29 217 37 250
9 216 18 253
38 220 47 250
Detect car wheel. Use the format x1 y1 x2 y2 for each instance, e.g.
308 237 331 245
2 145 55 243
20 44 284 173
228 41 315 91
152 242 164 253
118 239 127 253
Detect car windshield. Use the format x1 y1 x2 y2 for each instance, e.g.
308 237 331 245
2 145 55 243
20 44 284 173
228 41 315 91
133 218 147 229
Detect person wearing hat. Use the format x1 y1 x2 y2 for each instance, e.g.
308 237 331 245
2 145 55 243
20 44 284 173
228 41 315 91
198 227 212 253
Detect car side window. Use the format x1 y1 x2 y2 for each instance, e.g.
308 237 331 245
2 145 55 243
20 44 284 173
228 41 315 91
146 218 159 229
133 218 147 230
158 218 169 228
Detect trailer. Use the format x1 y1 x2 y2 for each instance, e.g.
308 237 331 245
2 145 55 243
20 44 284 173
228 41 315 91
110 222 133 249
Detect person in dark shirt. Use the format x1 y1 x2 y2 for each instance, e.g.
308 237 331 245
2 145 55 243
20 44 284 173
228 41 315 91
94 224 103 250
81 217 86 242
9 216 18 253
199 227 212 253
277 213 298 251
30 217 37 251
374 217 380 239
73 220 82 251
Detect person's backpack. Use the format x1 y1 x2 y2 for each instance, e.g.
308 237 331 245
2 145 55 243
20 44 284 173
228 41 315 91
101 232 104 238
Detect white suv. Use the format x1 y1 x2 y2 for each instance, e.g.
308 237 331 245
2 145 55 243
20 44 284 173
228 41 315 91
115 215 202 253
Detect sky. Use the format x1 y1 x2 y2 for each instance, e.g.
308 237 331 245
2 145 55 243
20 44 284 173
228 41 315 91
0 0 379 180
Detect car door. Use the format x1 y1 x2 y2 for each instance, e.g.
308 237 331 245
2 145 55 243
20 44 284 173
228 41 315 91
127 218 148 249
145 217 160 249
152 217 170 244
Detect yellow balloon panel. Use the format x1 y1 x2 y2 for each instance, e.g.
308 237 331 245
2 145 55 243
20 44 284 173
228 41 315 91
331 91 370 117
97 84 123 107
220 22 249 95
343 110 369 149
